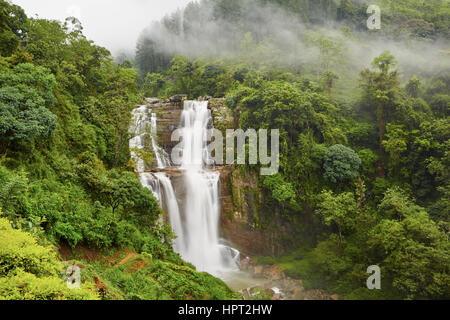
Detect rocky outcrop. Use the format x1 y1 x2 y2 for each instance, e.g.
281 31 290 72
208 98 235 134
239 263 337 301
144 97 185 153
217 166 283 257
218 167 265 256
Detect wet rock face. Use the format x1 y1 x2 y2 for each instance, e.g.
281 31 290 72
217 166 277 257
169 94 187 103
209 99 288 257
144 97 183 153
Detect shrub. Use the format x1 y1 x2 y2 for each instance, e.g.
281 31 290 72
323 144 361 183
0 214 98 300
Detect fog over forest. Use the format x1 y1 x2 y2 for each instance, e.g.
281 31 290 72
0 0 449 302
136 0 449 80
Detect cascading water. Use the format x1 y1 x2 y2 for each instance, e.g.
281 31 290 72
175 101 239 274
130 101 240 276
129 105 168 200
154 172 185 253
129 105 148 173
139 172 162 203
129 105 170 171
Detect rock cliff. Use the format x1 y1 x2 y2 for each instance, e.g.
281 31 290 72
145 96 288 258
144 96 185 155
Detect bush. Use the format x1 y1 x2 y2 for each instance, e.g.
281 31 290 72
0 214 98 300
0 63 57 145
262 174 295 203
323 144 361 183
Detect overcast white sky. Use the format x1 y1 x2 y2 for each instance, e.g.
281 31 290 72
12 0 193 55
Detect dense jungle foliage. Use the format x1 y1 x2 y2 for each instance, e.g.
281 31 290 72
135 0 450 300
0 0 449 300
0 0 237 300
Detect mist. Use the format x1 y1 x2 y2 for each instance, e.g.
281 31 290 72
137 0 450 80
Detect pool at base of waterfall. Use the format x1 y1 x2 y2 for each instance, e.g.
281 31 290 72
220 271 272 292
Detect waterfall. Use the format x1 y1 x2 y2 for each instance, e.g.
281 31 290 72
129 105 148 173
154 172 185 253
179 101 212 169
175 101 239 274
129 105 167 199
130 100 240 276
139 172 162 203
129 105 170 172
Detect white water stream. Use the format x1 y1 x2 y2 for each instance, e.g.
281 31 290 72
130 101 240 276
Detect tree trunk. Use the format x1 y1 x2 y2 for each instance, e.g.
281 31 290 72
377 102 386 149
114 134 124 168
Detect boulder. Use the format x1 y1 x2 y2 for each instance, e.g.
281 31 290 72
253 265 264 277
292 287 306 300
145 97 161 104
272 293 281 300
264 288 275 298
240 256 250 271
264 265 284 281
169 94 187 102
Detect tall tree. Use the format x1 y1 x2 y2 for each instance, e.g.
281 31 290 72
360 51 400 148
0 63 57 153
